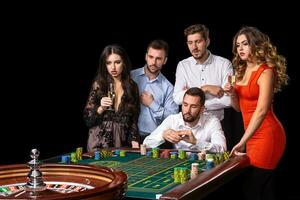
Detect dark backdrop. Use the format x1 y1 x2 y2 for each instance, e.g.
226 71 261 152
2 4 299 199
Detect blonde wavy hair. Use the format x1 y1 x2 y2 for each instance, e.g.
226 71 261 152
232 26 289 93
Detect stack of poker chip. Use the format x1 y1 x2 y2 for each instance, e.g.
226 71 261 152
94 151 101 160
140 144 147 155
173 167 180 183
198 149 207 160
206 158 214 170
70 152 77 163
173 167 189 184
214 151 230 165
190 153 198 161
152 148 159 158
178 150 186 159
214 153 224 165
61 155 71 164
76 147 83 160
114 149 121 156
101 150 113 158
223 151 230 160
205 153 214 161
190 163 199 179
119 150 126 157
179 167 189 184
206 153 220 166
197 152 206 160
146 151 152 157
186 151 192 158
170 152 178 159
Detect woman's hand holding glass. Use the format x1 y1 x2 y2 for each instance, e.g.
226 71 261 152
100 97 113 110
224 75 237 97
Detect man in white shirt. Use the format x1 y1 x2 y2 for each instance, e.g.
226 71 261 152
143 87 226 153
173 24 233 121
173 24 243 151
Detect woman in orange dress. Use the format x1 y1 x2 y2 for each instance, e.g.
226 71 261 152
224 26 289 200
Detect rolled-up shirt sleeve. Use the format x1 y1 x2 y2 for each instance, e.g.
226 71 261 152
204 61 233 111
143 115 174 148
204 94 231 111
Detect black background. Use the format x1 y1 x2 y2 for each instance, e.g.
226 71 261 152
2 3 299 199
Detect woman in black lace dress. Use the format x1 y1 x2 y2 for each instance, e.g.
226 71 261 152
84 45 140 151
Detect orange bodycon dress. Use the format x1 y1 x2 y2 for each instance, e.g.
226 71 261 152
235 64 286 169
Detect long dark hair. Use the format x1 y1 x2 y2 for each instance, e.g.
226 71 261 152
96 45 132 90
94 44 139 119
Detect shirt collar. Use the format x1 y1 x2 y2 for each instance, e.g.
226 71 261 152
139 65 162 82
191 50 213 66
136 67 146 76
178 112 206 129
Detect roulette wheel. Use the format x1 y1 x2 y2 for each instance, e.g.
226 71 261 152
0 149 127 200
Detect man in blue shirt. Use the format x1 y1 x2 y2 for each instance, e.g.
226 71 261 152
131 40 179 142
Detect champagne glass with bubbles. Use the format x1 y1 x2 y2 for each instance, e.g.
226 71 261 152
107 83 115 111
229 75 236 86
224 75 236 96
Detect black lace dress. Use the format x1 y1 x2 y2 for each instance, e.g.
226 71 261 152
84 82 140 151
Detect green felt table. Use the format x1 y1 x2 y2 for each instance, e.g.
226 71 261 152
44 149 250 200
79 152 207 199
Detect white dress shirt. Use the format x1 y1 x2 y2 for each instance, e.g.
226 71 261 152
173 52 233 120
143 112 227 153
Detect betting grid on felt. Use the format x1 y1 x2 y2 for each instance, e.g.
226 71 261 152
79 152 206 199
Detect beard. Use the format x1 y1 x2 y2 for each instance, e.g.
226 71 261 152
192 50 205 60
183 112 197 122
192 48 209 62
147 64 159 73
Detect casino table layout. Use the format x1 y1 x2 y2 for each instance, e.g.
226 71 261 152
43 149 250 200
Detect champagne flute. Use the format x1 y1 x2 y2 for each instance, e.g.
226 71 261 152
224 75 236 96
229 75 236 86
107 83 115 111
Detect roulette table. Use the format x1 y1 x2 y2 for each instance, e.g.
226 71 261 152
0 150 127 200
43 149 250 200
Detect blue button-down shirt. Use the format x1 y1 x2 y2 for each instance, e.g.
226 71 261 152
131 66 179 136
